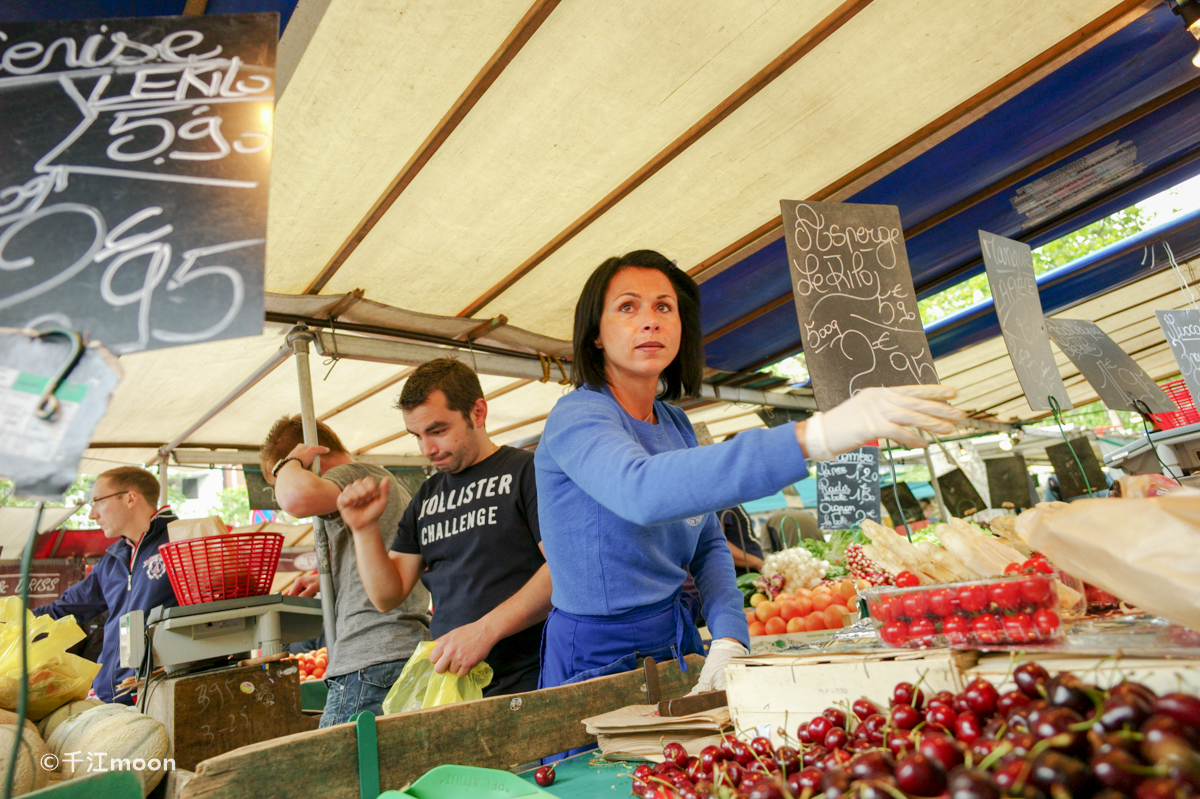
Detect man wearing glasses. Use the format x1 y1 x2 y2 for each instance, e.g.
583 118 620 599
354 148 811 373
33 467 178 703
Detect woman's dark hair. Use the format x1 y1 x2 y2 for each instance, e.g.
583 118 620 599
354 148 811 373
571 249 704 401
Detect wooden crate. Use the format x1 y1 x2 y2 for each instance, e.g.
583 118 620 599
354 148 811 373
726 649 968 747
964 652 1200 696
176 655 703 799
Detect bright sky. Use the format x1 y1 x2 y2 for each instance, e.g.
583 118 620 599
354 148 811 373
1137 172 1200 223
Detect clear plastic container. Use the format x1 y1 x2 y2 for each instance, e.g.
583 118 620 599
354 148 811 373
862 574 1063 649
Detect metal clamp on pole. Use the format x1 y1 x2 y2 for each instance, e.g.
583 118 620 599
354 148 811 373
34 328 85 421
288 325 338 648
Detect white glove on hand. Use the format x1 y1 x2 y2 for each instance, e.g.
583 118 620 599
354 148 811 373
688 638 748 695
804 385 967 461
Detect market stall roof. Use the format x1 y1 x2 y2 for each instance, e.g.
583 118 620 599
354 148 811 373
5 0 1200 471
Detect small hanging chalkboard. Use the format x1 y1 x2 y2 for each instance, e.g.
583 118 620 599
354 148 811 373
781 200 938 411
816 446 881 530
1044 319 1173 413
1046 437 1108 499
879 482 923 525
985 454 1036 509
978 231 1072 411
242 467 278 511
1156 309 1200 404
0 13 275 354
937 468 987 517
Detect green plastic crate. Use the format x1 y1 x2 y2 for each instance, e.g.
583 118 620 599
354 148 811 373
382 765 554 799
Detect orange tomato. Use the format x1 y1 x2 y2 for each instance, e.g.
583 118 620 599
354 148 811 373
803 612 827 632
785 617 805 634
764 616 788 636
839 580 858 602
823 604 849 629
792 596 814 616
774 593 792 604
748 621 766 637
811 593 833 613
795 588 812 600
778 600 802 622
745 609 757 624
755 601 780 622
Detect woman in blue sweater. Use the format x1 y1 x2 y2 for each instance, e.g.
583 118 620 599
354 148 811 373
535 250 966 692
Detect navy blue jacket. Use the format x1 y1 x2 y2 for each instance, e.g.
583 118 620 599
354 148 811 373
34 509 179 703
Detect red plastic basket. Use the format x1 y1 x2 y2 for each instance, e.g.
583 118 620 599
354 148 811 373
159 533 284 606
1150 379 1200 430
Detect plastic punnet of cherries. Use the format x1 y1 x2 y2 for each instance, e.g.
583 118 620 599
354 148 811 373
630 664 1200 799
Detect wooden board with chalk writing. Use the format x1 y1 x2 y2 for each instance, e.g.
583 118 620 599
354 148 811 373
979 231 1071 411
0 14 275 354
1044 319 1173 413
816 446 881 530
781 200 937 411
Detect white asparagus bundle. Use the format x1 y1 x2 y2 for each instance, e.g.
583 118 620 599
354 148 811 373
937 517 1027 577
988 517 1034 557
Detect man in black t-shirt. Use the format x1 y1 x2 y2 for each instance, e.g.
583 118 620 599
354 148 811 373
339 359 552 697
720 506 764 575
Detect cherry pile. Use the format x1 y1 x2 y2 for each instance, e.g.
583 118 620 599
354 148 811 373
867 576 1061 649
629 665 1200 799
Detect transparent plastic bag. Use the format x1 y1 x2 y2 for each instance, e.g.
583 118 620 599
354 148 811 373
381 641 493 714
0 597 99 719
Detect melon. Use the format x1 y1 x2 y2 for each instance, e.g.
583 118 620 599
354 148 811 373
0 723 50 795
37 699 103 740
0 710 41 740
55 705 170 796
47 703 129 759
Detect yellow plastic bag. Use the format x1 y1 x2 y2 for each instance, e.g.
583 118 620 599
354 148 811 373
381 641 493 714
0 597 99 719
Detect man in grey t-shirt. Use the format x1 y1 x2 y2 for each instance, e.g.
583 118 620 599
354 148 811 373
262 416 431 727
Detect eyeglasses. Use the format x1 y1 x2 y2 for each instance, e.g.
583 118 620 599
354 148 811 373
89 490 128 510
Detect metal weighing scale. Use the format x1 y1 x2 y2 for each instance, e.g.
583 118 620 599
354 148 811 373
120 594 324 674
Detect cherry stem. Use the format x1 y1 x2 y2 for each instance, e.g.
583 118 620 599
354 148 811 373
978 741 1013 772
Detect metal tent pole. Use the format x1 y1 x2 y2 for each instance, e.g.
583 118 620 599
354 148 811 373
288 326 337 647
158 453 170 508
922 444 950 523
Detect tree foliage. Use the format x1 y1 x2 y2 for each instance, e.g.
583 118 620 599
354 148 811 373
918 205 1158 323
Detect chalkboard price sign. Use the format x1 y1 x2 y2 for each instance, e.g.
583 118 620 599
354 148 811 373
1044 319 1173 413
0 14 275 354
979 231 1071 411
781 200 937 411
816 446 881 530
1156 309 1200 404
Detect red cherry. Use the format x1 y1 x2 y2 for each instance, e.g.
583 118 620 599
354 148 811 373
808 715 833 743
824 727 849 750
664 742 689 768
925 703 958 728
853 697 882 720
964 678 999 717
997 689 1030 718
954 710 983 743
890 703 922 730
750 737 775 759
534 765 556 787
699 745 722 771
894 682 925 710
822 707 848 729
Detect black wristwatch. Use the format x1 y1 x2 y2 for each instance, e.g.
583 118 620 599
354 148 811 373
271 457 302 477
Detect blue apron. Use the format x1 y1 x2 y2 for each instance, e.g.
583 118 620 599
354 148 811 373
538 589 705 689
